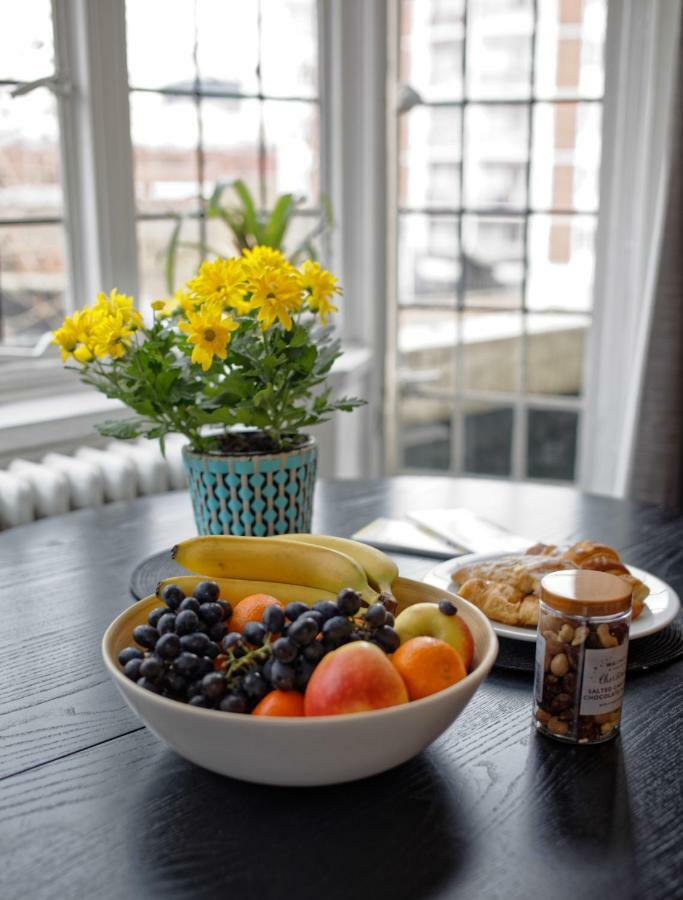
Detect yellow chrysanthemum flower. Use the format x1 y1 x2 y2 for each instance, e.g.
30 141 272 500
149 289 193 318
92 311 135 359
241 245 288 272
72 344 94 364
300 260 341 325
187 258 247 312
245 266 304 331
51 309 94 363
95 288 144 331
178 303 239 371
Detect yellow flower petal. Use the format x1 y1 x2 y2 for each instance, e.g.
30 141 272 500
179 305 238 369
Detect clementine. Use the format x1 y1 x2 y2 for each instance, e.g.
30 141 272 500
228 593 283 634
391 636 467 701
252 690 305 717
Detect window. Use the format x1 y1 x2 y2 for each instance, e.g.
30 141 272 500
392 0 606 482
125 0 321 311
0 0 321 349
0 0 67 347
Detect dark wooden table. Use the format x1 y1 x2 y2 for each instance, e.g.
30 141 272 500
1 477 682 900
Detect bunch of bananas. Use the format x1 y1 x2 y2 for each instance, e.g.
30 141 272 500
160 534 399 608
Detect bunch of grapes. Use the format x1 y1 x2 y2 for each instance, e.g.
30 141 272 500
117 582 402 714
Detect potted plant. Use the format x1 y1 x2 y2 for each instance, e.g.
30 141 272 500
52 246 363 536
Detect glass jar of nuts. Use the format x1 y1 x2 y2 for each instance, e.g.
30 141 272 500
533 570 632 744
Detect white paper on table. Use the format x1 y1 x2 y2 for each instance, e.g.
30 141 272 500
406 508 533 554
351 517 462 558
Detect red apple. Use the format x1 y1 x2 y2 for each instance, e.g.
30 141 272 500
304 641 409 716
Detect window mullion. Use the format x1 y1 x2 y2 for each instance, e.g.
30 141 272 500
52 0 138 310
321 0 388 476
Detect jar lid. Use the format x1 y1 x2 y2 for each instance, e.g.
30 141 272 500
541 569 632 617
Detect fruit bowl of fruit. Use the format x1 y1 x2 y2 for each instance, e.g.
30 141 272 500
102 536 498 786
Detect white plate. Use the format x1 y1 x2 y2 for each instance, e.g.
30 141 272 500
424 551 681 643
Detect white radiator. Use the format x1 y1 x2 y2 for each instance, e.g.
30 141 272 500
0 434 188 529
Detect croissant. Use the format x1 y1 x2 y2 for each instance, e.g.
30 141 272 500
457 578 540 627
452 555 575 596
563 543 648 620
561 541 621 568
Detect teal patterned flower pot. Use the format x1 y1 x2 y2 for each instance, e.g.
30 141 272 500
182 437 318 536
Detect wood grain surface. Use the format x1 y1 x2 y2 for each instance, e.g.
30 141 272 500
1 478 682 900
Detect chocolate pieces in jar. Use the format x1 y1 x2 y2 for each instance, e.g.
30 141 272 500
533 570 632 745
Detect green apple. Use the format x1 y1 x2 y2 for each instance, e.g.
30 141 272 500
394 602 474 670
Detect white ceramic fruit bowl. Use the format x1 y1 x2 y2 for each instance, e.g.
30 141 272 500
102 578 498 787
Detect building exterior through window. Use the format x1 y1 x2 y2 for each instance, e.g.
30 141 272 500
394 0 605 481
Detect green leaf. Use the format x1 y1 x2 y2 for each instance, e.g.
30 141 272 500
236 407 271 428
156 368 178 395
189 408 237 426
263 193 294 248
232 179 260 242
292 344 317 375
289 325 308 348
334 396 367 412
165 216 183 293
223 372 251 397
207 181 229 216
320 192 335 229
96 419 144 440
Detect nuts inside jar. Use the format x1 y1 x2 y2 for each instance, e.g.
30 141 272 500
534 607 628 744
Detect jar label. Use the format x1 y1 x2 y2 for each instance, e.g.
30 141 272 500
534 633 546 704
579 642 629 715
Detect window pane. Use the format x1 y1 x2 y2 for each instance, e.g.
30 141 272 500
535 0 607 99
260 0 318 98
401 395 453 470
527 408 578 480
281 213 325 260
399 213 459 306
0 0 54 82
196 0 259 95
463 105 529 209
400 0 466 102
463 401 513 476
399 307 456 397
202 97 261 203
0 87 63 218
398 307 455 469
400 105 461 209
126 1 197 90
526 214 596 311
461 310 521 393
526 313 589 396
0 224 66 346
130 93 200 214
462 214 524 308
531 103 601 212
136 217 201 311
466 0 533 99
262 101 319 207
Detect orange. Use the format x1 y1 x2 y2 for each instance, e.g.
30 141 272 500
252 690 305 717
391 636 467 701
228 594 282 634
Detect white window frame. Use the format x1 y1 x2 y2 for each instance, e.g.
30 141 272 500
0 0 137 389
